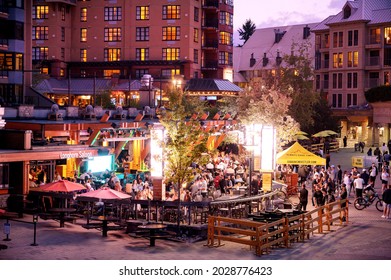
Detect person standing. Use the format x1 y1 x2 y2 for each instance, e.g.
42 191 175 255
298 182 309 211
340 184 348 221
369 162 378 185
343 136 347 147
380 167 389 193
354 173 364 198
381 185 391 219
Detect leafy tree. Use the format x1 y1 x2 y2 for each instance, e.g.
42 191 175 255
235 78 300 149
158 88 212 201
238 19 256 45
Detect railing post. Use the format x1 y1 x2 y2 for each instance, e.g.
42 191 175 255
318 207 323 234
284 217 289 248
31 214 38 246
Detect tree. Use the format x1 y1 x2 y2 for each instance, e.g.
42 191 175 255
238 19 256 45
235 79 300 149
158 88 212 201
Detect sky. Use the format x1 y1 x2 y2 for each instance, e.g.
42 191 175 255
233 0 347 45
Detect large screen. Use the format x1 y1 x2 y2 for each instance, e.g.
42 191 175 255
87 155 113 173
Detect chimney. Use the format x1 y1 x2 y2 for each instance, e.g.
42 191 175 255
250 53 256 67
274 29 286 43
262 53 269 67
303 25 310 39
276 51 282 66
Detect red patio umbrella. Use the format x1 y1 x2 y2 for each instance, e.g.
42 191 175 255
35 180 86 193
76 187 130 201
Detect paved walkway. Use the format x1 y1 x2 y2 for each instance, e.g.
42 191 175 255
0 147 390 260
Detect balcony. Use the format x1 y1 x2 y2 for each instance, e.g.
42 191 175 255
0 39 8 50
365 56 381 70
45 0 76 6
202 39 218 49
365 35 381 49
203 0 219 8
202 60 218 70
203 18 218 29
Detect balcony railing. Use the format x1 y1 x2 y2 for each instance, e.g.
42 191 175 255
202 39 218 48
203 19 218 29
203 0 219 8
367 56 380 66
368 34 381 45
202 61 218 69
0 38 8 48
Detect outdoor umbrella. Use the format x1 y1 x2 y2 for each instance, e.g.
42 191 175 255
296 134 309 140
77 187 130 201
312 131 332 138
321 130 338 135
225 167 235 174
295 131 308 136
35 180 86 193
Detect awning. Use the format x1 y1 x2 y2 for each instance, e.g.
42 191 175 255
276 142 326 166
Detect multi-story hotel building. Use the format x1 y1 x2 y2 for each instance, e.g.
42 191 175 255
313 0 391 146
29 0 234 100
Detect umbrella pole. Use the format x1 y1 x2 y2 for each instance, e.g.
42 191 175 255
147 198 150 223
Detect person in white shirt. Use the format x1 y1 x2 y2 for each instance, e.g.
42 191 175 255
353 174 364 198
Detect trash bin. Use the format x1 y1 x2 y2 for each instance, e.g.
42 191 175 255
354 143 359 151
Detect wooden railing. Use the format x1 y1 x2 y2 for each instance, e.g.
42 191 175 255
206 199 348 256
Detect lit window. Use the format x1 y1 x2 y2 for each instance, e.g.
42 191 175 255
60 68 65 77
104 48 121 61
81 28 87 42
194 28 199 43
219 51 232 65
80 49 87 62
136 6 149 20
162 48 180 61
32 47 48 60
385 27 391 45
136 48 149 61
104 69 120 78
32 26 48 40
41 67 49 75
80 8 87 22
104 28 122 42
163 5 180 20
32 6 48 19
162 26 180 41
219 31 232 45
161 69 180 78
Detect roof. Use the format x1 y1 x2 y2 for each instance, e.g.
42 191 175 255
276 142 326 165
34 78 142 95
186 79 242 94
312 0 391 30
233 23 318 74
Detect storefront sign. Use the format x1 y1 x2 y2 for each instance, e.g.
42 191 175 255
262 173 272 192
59 151 93 159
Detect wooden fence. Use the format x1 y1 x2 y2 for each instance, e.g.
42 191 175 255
206 199 348 256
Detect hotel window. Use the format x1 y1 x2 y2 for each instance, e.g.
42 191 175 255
194 49 198 64
80 8 87 22
136 6 149 20
369 28 381 44
104 69 120 78
194 28 199 43
219 51 232 65
219 11 233 26
32 6 48 19
333 31 343 47
348 30 358 46
162 48 180 61
347 72 358 88
61 27 65 41
61 6 65 21
61 48 65 60
80 49 87 62
162 26 180 41
324 34 330 48
348 51 358 67
0 164 9 190
32 47 48 60
136 48 149 61
163 5 180 20
104 48 121 61
81 70 86 78
332 94 342 108
338 73 343 88
316 75 320 90
333 53 343 68
80 28 87 42
161 68 180 79
219 31 232 45
385 27 391 45
347 93 357 107
104 28 122 42
104 7 122 21
194 7 199 22
136 27 149 41
41 67 49 75
32 26 48 40
135 69 149 79
385 72 390 85
332 73 343 89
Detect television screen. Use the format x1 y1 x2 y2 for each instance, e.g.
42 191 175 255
87 155 113 173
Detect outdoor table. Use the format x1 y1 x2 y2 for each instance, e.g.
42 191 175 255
137 223 167 247
90 216 118 237
50 208 76 227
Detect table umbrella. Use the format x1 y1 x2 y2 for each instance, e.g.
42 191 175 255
296 134 309 140
35 180 86 193
295 131 308 136
312 131 332 138
77 187 131 201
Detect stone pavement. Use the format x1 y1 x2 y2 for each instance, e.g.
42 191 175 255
0 147 390 260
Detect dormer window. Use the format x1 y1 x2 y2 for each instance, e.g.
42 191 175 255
343 6 351 19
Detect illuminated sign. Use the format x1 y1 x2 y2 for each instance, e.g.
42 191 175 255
59 151 93 159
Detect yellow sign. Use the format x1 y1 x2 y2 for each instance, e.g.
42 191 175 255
351 157 364 168
262 173 272 192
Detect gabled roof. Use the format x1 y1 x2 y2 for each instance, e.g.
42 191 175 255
186 79 242 95
34 78 142 95
234 23 318 74
313 0 391 29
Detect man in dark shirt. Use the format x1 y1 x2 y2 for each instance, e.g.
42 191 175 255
298 182 309 211
313 186 324 207
360 169 370 186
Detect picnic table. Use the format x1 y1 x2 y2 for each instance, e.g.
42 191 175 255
137 223 168 246
50 208 76 227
